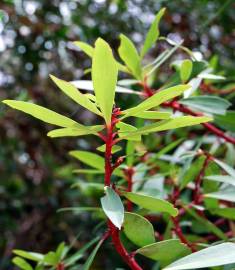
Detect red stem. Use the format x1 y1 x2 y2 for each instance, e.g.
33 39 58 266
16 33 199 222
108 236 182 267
104 109 143 270
56 263 65 270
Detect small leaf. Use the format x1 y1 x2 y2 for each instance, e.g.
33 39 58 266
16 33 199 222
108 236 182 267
215 111 235 132
43 251 58 266
92 38 118 124
97 144 122 153
122 85 190 117
126 141 135 167
47 125 103 138
210 207 235 220
214 158 235 177
12 257 33 270
206 186 235 202
141 8 165 58
117 122 141 141
118 34 142 80
164 243 235 270
180 59 193 82
3 100 79 128
101 187 124 229
133 111 171 119
123 212 155 247
137 239 190 266
180 96 231 115
122 191 178 216
73 41 94 57
205 175 235 186
50 75 102 115
13 250 44 262
69 150 104 171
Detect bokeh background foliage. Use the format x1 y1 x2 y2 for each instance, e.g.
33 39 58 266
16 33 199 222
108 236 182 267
0 0 235 269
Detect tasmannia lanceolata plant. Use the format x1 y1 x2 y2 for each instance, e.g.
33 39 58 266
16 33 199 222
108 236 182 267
3 8 235 270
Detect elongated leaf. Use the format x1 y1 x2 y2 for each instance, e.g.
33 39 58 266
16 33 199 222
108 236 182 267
137 239 190 266
73 41 94 57
118 34 142 80
123 212 155 247
97 144 122 153
92 38 118 124
210 207 235 220
47 125 103 138
214 159 235 177
215 111 235 132
3 100 79 128
122 191 178 216
12 257 33 270
206 186 235 202
180 59 193 82
50 75 102 115
122 85 190 117
120 116 212 137
141 8 165 58
117 122 141 141
206 175 235 186
126 141 135 167
198 73 225 80
101 187 124 229
13 250 44 262
180 96 231 115
69 150 104 171
133 111 171 119
164 243 235 270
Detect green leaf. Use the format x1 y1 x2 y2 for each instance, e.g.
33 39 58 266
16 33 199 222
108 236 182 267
126 141 135 167
210 207 235 220
47 125 103 138
141 8 165 58
13 250 44 262
69 150 104 171
205 175 235 186
92 38 118 124
184 207 227 240
97 144 122 154
122 191 178 217
215 111 235 132
73 41 94 57
12 257 33 270
117 122 141 141
82 237 104 270
3 100 79 128
164 243 235 270
118 34 142 80
180 96 231 115
43 251 58 266
137 239 190 266
180 59 193 82
133 111 171 119
120 116 212 137
101 187 124 229
206 186 235 202
214 158 235 177
56 242 67 260
65 236 100 266
122 85 190 117
123 212 155 247
50 75 102 116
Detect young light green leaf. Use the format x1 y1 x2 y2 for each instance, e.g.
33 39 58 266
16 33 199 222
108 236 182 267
123 212 155 247
180 96 231 115
13 250 44 262
12 257 33 270
205 186 235 202
122 85 190 117
97 144 122 154
50 75 102 116
43 251 58 265
214 158 235 177
101 187 124 229
180 59 193 82
47 125 103 138
205 175 235 186
137 239 190 266
122 191 178 217
117 122 141 141
92 38 118 124
73 41 94 57
164 243 235 270
69 150 104 171
120 116 212 137
118 34 142 80
3 100 79 128
126 141 135 167
141 8 165 58
133 111 171 120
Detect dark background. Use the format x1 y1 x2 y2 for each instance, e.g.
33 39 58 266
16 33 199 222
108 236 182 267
0 0 235 269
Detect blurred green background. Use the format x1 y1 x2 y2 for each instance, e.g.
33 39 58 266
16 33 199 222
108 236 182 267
0 0 235 269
